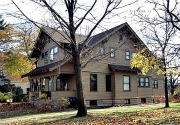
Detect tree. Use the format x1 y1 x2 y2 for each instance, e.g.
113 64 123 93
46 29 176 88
0 15 8 30
168 69 180 95
11 0 137 117
131 0 179 108
16 22 38 56
166 0 180 30
3 53 35 81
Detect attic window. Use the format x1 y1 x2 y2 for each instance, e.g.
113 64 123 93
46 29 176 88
99 47 105 55
110 48 115 58
119 34 123 41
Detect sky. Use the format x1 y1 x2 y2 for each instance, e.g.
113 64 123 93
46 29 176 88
0 0 179 44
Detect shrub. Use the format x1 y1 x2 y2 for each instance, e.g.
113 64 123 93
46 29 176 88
33 98 69 112
34 99 52 112
0 92 5 102
169 93 180 103
53 98 70 110
40 93 47 99
0 102 31 112
153 95 165 103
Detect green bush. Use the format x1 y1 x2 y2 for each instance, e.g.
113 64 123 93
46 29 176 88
4 92 13 100
0 92 5 102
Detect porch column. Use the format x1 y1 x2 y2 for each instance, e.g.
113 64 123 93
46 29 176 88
53 75 58 91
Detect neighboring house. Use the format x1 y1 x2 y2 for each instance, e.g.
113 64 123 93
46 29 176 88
22 22 164 107
0 52 30 94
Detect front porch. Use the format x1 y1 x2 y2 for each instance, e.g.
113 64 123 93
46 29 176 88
30 73 77 100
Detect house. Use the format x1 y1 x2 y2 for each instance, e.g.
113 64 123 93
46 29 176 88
22 22 164 107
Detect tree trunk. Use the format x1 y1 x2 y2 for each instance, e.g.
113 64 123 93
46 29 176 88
163 55 169 108
170 83 175 95
72 47 87 117
164 73 169 108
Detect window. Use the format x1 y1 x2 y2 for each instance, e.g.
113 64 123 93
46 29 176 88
50 48 54 61
99 47 105 55
153 80 158 89
141 98 146 103
41 53 44 59
145 78 150 87
125 51 130 60
54 46 58 53
44 51 48 63
110 48 115 58
56 78 68 91
90 100 97 106
106 75 111 91
90 74 97 91
44 51 48 58
124 99 130 104
138 77 150 87
123 76 130 91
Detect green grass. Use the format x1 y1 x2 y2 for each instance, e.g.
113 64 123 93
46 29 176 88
1 103 180 125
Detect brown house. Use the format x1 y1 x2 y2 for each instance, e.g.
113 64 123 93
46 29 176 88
22 22 164 107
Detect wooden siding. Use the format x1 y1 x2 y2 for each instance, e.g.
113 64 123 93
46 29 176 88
114 72 138 99
37 39 63 67
82 71 113 100
60 62 74 73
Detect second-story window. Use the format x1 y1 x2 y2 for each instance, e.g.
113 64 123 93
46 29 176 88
125 51 130 60
44 51 48 63
110 48 115 58
99 47 105 55
54 46 58 53
50 48 54 61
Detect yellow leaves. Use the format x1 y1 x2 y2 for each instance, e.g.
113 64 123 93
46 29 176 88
0 25 17 42
130 49 164 75
3 53 35 81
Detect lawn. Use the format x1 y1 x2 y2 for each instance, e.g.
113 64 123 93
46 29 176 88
1 103 180 125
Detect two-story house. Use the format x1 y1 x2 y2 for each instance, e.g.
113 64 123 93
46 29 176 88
22 22 164 107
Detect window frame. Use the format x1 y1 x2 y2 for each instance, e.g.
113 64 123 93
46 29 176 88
90 73 98 91
125 51 130 60
50 48 54 61
153 80 158 89
124 99 131 104
110 48 115 58
138 77 150 87
99 47 105 56
123 75 131 91
54 46 58 54
106 74 111 91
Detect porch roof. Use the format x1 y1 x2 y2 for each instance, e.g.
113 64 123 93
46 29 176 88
108 64 141 73
21 61 60 78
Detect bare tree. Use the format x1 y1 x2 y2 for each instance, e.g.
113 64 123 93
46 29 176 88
168 70 180 95
11 0 137 117
131 0 179 108
166 0 180 30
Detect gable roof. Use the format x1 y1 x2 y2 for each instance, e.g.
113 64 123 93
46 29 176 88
30 27 86 58
42 27 86 44
85 23 126 47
